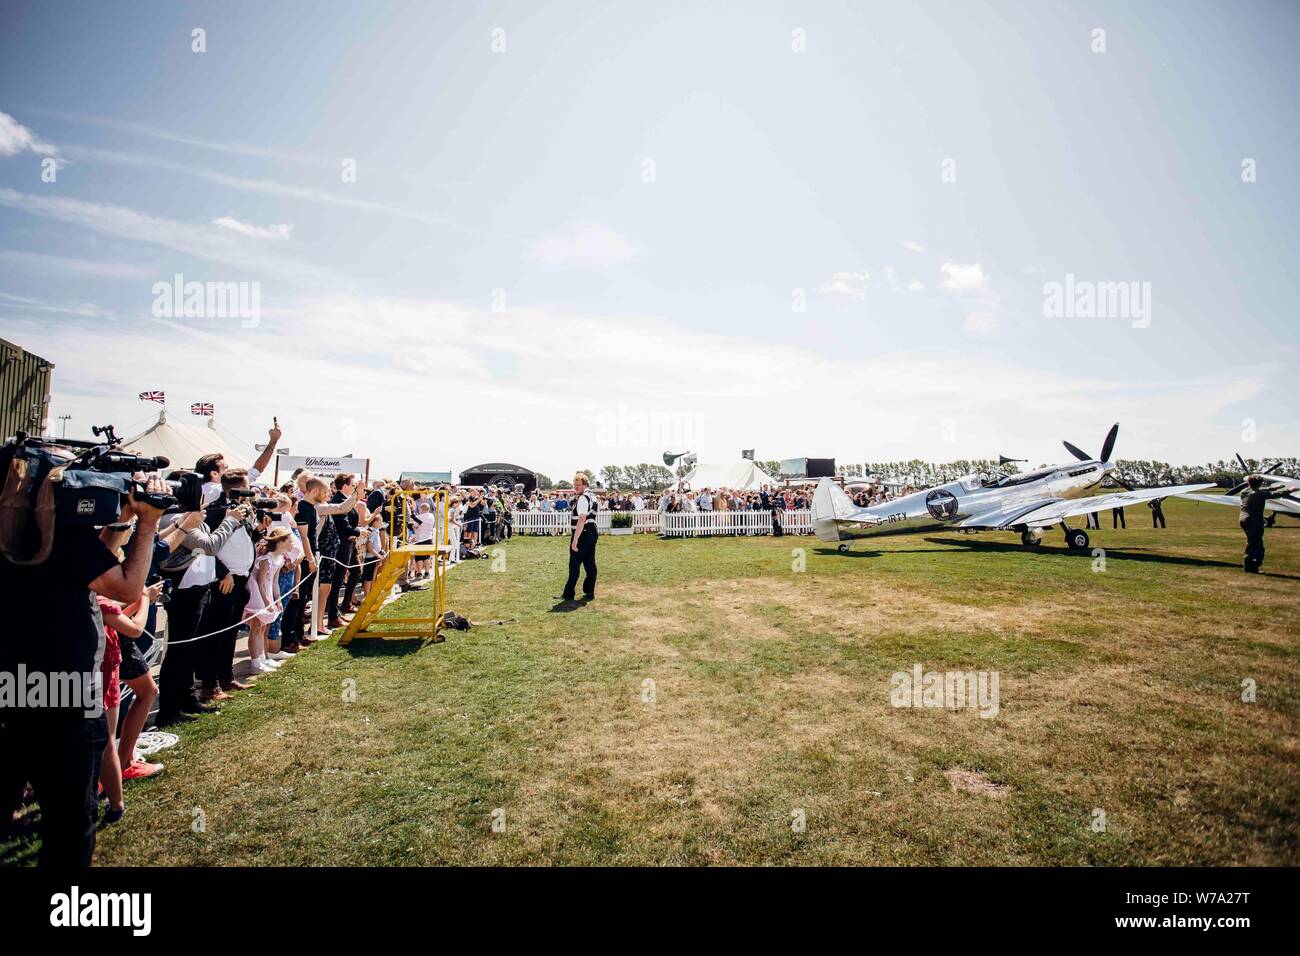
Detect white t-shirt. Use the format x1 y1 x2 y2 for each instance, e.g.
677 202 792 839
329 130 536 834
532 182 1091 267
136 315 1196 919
216 525 255 576
413 512 437 543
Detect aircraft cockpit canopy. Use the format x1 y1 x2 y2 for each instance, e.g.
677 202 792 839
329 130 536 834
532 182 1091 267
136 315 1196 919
957 471 1008 492
961 466 1071 491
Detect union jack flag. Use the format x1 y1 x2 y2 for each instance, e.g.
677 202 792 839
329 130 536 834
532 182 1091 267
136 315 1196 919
191 402 214 416
138 390 165 404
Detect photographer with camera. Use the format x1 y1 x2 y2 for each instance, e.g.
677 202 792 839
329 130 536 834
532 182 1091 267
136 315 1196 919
0 456 170 865
197 468 274 702
154 493 250 726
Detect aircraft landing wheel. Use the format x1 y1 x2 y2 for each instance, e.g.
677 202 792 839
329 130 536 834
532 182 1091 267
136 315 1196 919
1066 528 1090 551
837 543 851 553
1020 530 1042 548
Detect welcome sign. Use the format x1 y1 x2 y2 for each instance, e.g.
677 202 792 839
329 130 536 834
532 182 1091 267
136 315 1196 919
275 454 370 476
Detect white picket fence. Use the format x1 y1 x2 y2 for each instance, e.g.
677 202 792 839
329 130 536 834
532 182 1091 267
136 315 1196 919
510 509 815 537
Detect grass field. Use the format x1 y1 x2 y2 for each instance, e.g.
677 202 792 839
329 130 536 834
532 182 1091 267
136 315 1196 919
18 498 1300 865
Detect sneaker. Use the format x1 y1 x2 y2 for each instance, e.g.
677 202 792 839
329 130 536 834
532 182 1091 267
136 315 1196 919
267 650 296 661
250 658 277 674
102 805 125 826
122 759 164 782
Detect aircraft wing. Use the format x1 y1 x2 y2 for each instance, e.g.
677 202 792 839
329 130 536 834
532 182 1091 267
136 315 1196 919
1178 492 1298 513
955 500 1064 531
1014 484 1217 528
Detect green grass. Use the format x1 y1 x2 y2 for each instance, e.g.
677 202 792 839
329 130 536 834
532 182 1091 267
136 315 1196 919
12 498 1300 865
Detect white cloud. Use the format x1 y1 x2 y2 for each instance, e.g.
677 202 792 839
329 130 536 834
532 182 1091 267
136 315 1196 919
0 111 58 158
32 109 326 166
963 311 998 337
940 262 988 292
0 188 338 286
61 145 476 236
900 239 924 254
908 279 925 292
213 216 294 240
528 221 641 267
0 249 154 280
0 291 115 320
817 270 870 300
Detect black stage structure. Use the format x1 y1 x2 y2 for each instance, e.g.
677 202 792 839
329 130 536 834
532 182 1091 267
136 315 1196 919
459 462 537 493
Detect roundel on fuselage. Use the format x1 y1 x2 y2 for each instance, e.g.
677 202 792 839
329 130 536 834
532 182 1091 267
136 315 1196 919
926 488 959 521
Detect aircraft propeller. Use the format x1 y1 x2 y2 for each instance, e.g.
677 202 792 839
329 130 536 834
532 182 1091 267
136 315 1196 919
1063 423 1119 465
1223 453 1282 496
1065 423 1134 489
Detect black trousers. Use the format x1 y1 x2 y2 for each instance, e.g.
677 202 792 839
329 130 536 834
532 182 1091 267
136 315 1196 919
325 540 355 621
0 709 107 866
1112 508 1126 528
158 583 210 717
200 574 248 689
562 529 598 599
1243 519 1266 571
282 567 314 641
1152 510 1166 528
340 548 363 611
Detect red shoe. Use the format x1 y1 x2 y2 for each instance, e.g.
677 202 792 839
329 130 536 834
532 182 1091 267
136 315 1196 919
122 759 164 782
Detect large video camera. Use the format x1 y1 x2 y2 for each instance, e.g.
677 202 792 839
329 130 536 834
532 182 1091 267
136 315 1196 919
8 425 205 527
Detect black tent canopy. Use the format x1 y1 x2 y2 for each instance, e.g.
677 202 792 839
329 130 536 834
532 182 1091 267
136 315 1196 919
458 462 537 493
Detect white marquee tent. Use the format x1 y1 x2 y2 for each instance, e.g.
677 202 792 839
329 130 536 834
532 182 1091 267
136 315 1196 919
679 460 775 491
122 409 255 472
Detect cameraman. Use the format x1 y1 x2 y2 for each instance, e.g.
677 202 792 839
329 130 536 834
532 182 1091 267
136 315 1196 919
197 468 261 702
0 477 168 866
154 492 248 725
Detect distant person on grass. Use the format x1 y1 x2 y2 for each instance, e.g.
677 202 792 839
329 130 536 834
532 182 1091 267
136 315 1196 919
1149 497 1166 528
558 473 599 603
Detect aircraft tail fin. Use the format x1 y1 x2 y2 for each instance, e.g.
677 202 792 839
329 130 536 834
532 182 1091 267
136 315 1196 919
812 477 855 541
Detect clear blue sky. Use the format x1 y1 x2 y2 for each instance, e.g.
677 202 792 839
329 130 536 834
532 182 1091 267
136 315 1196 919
1 0 1297 478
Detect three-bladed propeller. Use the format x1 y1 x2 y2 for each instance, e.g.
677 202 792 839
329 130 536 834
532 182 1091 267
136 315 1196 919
1064 423 1133 489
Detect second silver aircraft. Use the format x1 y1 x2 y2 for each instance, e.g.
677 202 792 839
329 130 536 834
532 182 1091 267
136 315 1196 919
813 424 1214 553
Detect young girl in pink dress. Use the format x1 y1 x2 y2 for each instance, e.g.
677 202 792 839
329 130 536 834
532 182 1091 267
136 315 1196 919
245 527 293 675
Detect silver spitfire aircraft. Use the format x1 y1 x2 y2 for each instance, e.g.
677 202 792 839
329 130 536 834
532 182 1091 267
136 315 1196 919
813 424 1215 553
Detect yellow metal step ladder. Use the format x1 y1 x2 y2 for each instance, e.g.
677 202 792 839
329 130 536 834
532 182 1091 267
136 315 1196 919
337 489 450 646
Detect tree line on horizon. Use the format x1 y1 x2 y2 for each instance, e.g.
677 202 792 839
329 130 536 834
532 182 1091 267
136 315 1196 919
537 457 1297 492
844 457 1298 488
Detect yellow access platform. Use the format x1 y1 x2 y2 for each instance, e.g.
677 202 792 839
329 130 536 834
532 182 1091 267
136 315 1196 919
337 488 451 646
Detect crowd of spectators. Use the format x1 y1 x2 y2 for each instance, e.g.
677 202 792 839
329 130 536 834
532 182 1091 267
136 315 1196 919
2 418 914 868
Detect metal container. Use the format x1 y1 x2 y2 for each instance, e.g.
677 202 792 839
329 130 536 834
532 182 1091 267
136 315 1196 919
0 337 55 440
